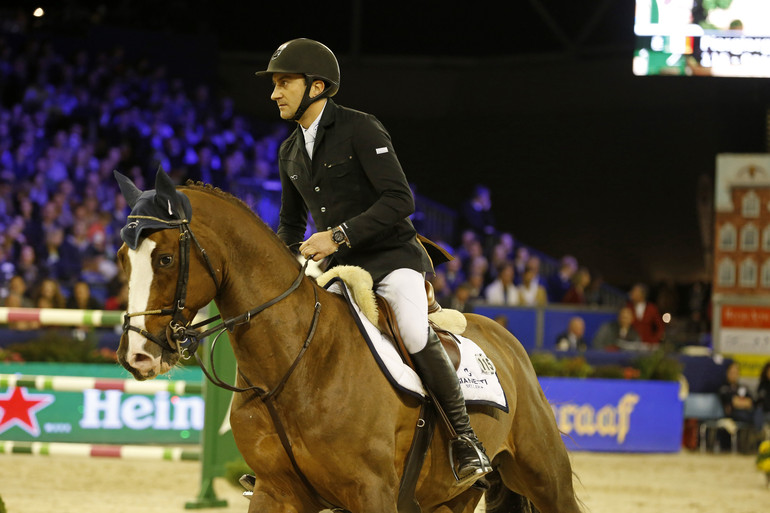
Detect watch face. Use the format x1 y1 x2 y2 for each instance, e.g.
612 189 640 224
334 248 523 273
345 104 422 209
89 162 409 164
332 230 345 243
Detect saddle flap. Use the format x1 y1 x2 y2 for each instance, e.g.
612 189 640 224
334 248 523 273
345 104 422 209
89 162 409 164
375 295 460 371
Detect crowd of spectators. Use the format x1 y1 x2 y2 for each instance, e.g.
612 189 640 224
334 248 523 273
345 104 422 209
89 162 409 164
0 20 713 354
0 22 288 313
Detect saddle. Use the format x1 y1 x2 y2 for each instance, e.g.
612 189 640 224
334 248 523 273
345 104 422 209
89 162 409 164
375 281 461 371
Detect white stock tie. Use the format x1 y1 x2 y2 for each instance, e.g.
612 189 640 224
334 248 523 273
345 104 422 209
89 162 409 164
305 131 315 159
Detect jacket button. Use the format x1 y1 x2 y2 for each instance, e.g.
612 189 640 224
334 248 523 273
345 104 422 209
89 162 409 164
320 207 326 212
314 186 320 192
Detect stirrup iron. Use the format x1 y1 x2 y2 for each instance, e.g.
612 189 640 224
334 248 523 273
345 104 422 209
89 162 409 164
239 474 255 499
448 434 493 485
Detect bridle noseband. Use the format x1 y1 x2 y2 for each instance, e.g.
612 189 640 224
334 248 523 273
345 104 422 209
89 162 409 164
122 215 221 358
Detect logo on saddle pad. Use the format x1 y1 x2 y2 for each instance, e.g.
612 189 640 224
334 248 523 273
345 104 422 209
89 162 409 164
474 354 496 375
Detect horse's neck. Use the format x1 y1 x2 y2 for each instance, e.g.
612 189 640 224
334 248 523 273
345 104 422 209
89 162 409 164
218 277 362 390
207 234 337 386
190 190 363 388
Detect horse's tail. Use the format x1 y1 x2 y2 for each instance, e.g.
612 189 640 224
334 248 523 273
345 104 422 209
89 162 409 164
484 469 540 513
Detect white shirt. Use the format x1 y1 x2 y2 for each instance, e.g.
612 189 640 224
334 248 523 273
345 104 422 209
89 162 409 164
634 301 646 320
484 280 520 306
300 102 327 159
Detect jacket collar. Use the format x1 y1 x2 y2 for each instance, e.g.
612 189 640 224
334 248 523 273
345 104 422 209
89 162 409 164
313 98 337 151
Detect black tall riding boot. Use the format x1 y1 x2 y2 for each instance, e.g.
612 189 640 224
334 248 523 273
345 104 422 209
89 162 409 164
410 327 492 484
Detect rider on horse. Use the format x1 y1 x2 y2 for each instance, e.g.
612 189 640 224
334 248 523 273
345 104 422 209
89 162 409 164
254 38 491 484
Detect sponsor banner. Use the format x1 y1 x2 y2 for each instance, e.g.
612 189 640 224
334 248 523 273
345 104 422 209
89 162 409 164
539 377 683 452
2 365 684 453
0 363 203 444
721 305 770 329
719 328 770 355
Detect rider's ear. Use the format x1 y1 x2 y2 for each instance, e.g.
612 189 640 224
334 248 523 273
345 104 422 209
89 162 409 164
114 170 143 208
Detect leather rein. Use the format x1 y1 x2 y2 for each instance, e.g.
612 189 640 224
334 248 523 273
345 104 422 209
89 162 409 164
121 215 345 512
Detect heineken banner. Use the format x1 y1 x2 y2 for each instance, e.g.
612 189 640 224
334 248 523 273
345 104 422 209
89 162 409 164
0 363 204 444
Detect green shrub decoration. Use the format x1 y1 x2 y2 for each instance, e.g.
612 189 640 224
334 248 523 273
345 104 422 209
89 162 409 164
5 330 116 363
632 350 682 381
0 493 6 513
529 349 681 381
560 356 593 378
529 353 593 378
529 352 563 377
590 364 627 380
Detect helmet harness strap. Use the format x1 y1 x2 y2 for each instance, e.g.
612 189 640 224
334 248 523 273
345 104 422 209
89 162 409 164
292 74 331 122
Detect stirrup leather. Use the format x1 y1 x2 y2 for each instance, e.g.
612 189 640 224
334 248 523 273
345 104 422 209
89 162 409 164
448 434 493 485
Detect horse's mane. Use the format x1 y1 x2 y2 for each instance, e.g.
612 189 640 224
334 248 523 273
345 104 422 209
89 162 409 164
180 181 298 259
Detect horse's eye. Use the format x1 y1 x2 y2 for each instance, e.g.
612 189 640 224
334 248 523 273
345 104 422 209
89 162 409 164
159 255 174 267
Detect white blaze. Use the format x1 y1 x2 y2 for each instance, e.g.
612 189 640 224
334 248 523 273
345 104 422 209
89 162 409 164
127 239 157 352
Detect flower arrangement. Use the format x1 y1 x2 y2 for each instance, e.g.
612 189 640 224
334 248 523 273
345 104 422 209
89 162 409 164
758 440 770 487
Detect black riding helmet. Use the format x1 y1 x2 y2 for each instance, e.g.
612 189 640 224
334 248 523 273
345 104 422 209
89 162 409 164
255 38 340 121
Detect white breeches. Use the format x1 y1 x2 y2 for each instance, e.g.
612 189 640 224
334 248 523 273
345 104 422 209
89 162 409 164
375 268 429 354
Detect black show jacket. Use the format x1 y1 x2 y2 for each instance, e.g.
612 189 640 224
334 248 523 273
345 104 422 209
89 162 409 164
276 100 434 282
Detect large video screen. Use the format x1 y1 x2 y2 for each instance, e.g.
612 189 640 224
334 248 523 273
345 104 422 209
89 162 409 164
634 0 770 77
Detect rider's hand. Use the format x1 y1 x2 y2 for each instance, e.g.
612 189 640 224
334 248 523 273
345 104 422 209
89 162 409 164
299 231 338 261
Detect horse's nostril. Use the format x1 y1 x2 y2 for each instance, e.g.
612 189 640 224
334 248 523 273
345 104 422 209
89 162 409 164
134 353 151 363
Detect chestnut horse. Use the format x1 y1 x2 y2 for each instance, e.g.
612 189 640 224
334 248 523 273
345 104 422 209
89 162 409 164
115 170 581 513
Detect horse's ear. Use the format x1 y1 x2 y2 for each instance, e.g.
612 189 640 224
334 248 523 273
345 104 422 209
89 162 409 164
114 170 143 208
154 166 184 218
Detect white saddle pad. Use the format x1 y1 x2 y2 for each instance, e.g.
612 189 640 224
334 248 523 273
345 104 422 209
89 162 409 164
327 281 508 412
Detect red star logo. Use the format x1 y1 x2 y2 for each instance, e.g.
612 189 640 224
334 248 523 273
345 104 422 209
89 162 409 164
0 387 54 436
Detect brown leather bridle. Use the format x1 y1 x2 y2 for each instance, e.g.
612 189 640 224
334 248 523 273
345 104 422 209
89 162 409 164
120 215 346 512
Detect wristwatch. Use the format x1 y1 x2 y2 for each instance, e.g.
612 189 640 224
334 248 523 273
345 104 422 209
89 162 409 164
331 226 347 246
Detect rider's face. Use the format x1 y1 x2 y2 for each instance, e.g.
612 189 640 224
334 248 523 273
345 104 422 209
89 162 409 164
271 73 306 120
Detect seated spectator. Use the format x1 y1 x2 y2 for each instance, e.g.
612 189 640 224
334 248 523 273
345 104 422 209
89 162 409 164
546 255 577 303
756 361 770 432
40 226 81 287
447 283 474 313
484 262 519 306
512 246 529 285
33 277 67 309
1 275 35 329
591 307 641 350
455 229 479 263
518 266 547 307
463 241 488 281
562 267 591 304
718 362 757 453
627 283 665 345
104 281 129 311
443 255 466 292
488 240 512 282
66 280 103 310
555 316 587 352
15 244 40 288
584 272 605 306
465 272 486 302
719 362 754 424
524 255 542 285
1 275 33 308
